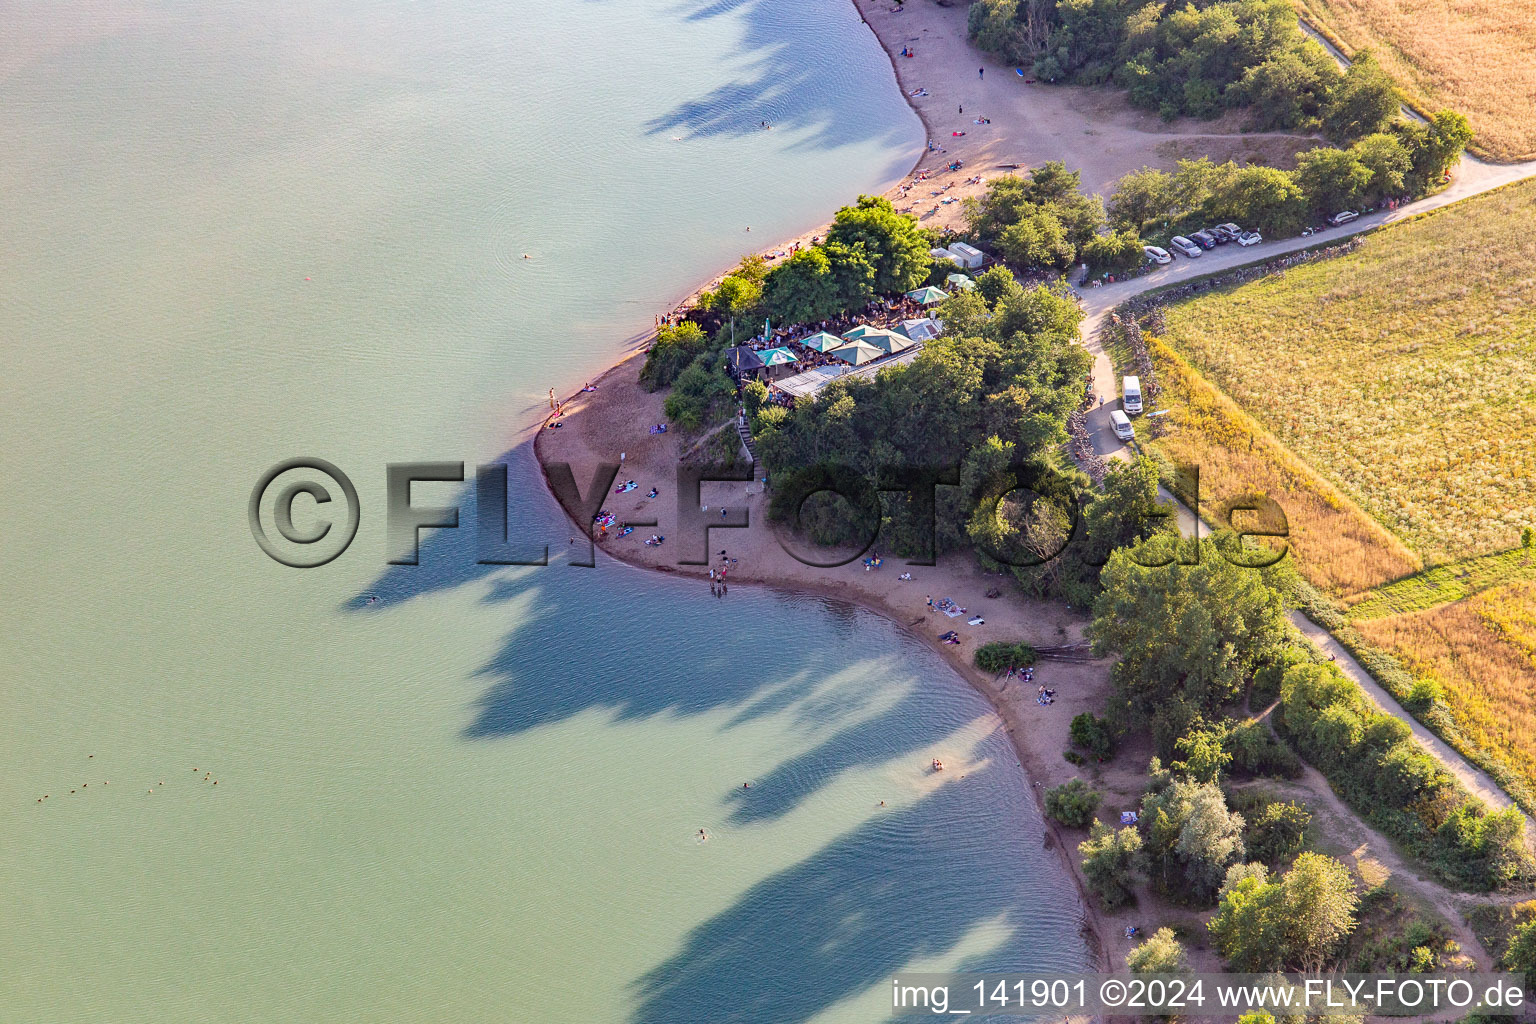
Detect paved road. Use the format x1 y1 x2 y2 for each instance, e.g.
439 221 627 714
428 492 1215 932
1071 145 1536 460
1063 145 1536 814
1145 480 1520 811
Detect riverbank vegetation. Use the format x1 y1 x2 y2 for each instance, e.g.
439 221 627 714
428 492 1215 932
1292 0 1536 161
1105 109 1470 238
969 0 1399 136
1076 531 1530 916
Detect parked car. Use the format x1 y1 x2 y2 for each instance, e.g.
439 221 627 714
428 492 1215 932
1190 229 1219 249
1143 245 1172 265
1237 230 1263 246
1214 223 1242 241
1328 210 1359 226
1122 375 1142 415
1170 235 1202 258
1110 409 1135 443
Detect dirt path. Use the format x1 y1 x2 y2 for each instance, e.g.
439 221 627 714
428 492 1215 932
1235 767 1498 969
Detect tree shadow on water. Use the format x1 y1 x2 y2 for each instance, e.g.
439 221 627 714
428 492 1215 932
632 768 1089 1024
644 0 917 151
349 443 950 808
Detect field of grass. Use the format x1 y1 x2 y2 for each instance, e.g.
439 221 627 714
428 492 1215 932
1293 0 1536 161
1345 544 1536 620
1148 336 1422 596
1155 180 1536 567
1355 583 1536 801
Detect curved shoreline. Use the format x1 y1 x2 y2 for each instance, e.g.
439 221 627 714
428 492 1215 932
531 4 1116 971
532 381 1112 974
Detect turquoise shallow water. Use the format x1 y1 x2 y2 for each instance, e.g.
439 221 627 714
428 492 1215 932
0 1 1091 1020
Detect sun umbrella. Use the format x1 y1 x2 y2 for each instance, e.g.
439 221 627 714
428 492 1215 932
758 347 799 368
856 328 914 354
946 273 975 290
906 285 948 305
840 324 882 341
800 331 844 353
828 340 883 366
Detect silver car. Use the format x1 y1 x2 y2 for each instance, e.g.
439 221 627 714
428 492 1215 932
1170 236 1202 258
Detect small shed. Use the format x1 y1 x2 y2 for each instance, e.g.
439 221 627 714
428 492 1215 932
929 246 962 266
946 242 985 269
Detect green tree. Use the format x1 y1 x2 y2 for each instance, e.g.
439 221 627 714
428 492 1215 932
998 207 1076 268
826 195 933 294
1091 534 1291 720
1237 43 1340 130
1046 778 1103 827
1080 821 1145 909
1071 712 1116 760
1246 800 1310 865
1213 165 1308 236
1350 132 1412 199
1292 146 1372 212
1143 778 1246 902
1500 917 1536 974
641 320 709 388
1173 726 1232 783
1108 166 1175 233
1321 50 1399 144
1400 109 1474 189
1081 228 1146 272
1209 851 1358 971
1127 926 1190 974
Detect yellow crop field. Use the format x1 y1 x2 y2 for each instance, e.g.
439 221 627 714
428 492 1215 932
1155 180 1536 567
1148 336 1422 596
1294 0 1536 161
1355 583 1536 796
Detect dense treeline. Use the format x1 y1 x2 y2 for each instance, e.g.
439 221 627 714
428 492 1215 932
1080 530 1531 895
642 196 941 427
1278 660 1531 891
1066 527 1529 974
961 108 1470 280
1106 111 1472 237
751 272 1090 555
969 0 1404 136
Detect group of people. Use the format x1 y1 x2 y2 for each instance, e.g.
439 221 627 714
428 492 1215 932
938 630 961 646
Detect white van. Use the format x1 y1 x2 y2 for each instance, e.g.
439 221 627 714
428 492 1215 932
1110 410 1135 443
1122 375 1142 415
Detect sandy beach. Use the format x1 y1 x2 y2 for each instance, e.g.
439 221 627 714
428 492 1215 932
532 0 1352 975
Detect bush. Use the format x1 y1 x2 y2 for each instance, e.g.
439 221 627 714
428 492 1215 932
1126 926 1189 974
1405 676 1442 713
1278 662 1533 890
1246 800 1311 866
1226 720 1303 779
662 357 737 430
1079 822 1144 909
1046 779 1102 827
975 641 1037 673
1081 229 1145 274
641 321 709 389
1070 712 1115 760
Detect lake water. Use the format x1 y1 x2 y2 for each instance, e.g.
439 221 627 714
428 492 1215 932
0 1 1091 1020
